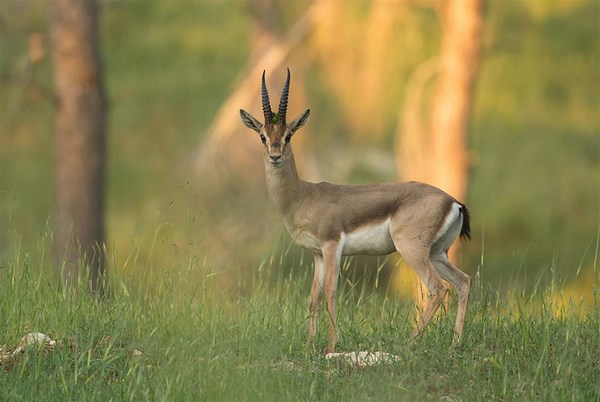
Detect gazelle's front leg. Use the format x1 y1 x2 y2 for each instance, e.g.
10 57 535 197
322 241 343 354
308 253 324 339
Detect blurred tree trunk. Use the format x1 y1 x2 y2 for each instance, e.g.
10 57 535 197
50 0 106 293
429 0 483 205
397 0 483 306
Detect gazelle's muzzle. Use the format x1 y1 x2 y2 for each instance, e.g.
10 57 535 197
268 142 283 164
269 154 282 164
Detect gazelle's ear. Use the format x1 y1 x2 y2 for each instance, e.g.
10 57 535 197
240 109 263 133
289 108 310 134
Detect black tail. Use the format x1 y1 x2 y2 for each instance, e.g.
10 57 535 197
459 204 471 241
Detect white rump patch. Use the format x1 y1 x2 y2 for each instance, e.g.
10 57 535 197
432 202 463 247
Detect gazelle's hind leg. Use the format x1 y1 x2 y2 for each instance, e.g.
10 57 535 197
430 252 471 343
392 239 448 339
430 210 472 344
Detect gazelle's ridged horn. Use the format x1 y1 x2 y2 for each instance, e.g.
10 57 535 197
261 70 273 123
278 68 290 124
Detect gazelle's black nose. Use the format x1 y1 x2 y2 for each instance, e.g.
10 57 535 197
270 154 282 163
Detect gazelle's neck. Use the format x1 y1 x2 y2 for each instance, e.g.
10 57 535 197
264 148 306 219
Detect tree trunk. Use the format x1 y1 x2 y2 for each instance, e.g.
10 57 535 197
50 0 106 292
397 0 483 308
429 0 483 203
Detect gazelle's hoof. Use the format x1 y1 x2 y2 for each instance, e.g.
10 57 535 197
451 333 463 346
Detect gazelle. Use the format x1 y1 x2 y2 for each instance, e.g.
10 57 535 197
240 69 472 354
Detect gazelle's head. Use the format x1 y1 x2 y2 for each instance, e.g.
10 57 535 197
240 69 310 166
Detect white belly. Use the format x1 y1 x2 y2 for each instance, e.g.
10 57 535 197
342 219 396 256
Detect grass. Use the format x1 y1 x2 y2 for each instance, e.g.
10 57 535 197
1 232 598 401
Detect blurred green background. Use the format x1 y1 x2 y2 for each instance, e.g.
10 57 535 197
0 0 598 299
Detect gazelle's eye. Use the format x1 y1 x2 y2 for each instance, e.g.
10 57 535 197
260 134 267 144
284 135 291 144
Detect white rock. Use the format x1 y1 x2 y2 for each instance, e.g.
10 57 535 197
325 351 401 368
14 333 58 355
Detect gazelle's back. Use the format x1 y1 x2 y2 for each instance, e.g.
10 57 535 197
305 180 454 226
